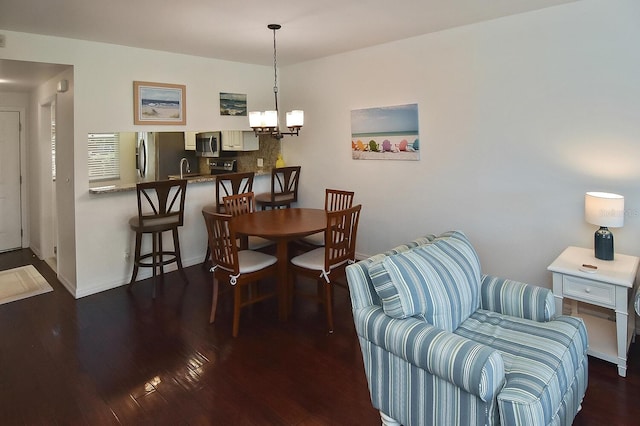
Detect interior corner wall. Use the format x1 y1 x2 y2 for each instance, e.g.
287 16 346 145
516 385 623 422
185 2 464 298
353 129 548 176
280 0 640 287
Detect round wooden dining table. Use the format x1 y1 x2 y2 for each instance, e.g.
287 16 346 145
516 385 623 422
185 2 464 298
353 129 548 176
231 208 327 321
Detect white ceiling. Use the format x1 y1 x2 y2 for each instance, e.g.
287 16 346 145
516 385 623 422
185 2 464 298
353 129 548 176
0 0 577 90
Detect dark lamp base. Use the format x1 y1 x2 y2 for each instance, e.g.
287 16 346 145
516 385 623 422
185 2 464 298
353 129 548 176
594 226 614 261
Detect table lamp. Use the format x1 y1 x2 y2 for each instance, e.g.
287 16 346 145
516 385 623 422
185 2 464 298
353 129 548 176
584 192 624 260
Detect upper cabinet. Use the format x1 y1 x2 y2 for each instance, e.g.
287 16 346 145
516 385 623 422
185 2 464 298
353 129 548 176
221 130 258 151
184 131 197 150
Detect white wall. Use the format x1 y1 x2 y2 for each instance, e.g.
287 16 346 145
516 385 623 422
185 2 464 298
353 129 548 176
0 31 274 297
281 0 640 288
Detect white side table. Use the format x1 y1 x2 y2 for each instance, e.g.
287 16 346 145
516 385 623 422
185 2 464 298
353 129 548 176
548 246 639 377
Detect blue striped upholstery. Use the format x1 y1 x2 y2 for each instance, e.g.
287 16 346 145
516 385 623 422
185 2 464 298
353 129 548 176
455 310 588 425
346 231 588 426
370 230 480 331
481 275 556 322
635 288 640 316
350 234 437 309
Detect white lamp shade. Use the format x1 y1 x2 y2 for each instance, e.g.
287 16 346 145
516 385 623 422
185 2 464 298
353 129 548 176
264 110 278 127
249 111 263 128
286 110 304 127
585 192 624 228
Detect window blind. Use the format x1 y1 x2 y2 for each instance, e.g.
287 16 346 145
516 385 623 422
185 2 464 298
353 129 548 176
88 133 120 182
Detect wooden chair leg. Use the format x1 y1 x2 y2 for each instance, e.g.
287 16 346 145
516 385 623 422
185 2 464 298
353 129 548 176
232 285 242 337
209 275 219 323
172 228 188 285
157 231 164 277
151 232 159 299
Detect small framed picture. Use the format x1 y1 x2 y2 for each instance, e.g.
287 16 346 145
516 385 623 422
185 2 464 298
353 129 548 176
133 81 186 125
220 92 247 116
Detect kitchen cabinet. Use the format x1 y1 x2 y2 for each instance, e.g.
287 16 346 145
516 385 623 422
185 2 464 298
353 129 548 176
221 130 258 151
184 131 197 150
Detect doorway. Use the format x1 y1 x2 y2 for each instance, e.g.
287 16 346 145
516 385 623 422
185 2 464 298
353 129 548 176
41 100 58 272
49 101 58 271
0 110 23 252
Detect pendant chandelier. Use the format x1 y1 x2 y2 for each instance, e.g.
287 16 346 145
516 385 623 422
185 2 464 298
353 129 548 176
249 24 303 140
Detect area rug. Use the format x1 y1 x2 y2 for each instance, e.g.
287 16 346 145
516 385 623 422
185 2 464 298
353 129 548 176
0 265 53 306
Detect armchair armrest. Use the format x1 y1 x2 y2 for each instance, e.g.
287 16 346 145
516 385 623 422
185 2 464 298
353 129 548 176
480 275 555 322
354 305 505 402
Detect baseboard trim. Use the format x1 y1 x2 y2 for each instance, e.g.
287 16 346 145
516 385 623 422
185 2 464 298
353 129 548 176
72 254 206 299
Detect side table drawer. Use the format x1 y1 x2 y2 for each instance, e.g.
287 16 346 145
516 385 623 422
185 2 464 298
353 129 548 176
563 275 616 308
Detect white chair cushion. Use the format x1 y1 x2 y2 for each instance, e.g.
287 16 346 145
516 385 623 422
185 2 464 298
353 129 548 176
248 236 275 250
237 250 277 274
291 247 351 273
301 232 325 246
291 247 325 270
233 236 275 250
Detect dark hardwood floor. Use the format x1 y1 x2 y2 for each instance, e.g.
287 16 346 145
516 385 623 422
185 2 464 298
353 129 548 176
0 249 639 425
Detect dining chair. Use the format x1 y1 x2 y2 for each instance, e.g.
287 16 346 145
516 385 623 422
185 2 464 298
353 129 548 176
301 188 355 247
255 166 301 210
289 204 362 333
202 210 278 337
222 192 275 251
202 171 255 265
128 179 188 298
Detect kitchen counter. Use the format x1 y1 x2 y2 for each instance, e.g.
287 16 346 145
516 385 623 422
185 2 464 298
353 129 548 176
89 168 271 194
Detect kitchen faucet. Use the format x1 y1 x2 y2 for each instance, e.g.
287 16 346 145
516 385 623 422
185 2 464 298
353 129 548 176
179 157 190 179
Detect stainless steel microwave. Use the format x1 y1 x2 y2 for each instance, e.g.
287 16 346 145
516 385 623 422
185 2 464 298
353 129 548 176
195 132 220 157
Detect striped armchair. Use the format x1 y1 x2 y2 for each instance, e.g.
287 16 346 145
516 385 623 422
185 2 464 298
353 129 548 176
346 231 588 426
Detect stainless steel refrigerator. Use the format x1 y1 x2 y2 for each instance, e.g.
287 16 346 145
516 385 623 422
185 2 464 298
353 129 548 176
136 131 196 181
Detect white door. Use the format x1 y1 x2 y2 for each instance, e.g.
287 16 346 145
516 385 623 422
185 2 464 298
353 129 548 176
0 111 22 252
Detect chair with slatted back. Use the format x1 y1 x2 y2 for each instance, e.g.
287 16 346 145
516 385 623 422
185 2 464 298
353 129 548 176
289 204 362 333
128 179 188 298
301 189 355 248
222 192 274 251
202 172 255 265
202 210 278 337
255 166 301 210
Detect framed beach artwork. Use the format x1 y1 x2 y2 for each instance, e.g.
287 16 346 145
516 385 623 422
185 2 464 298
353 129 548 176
220 92 247 116
351 103 419 160
133 81 186 125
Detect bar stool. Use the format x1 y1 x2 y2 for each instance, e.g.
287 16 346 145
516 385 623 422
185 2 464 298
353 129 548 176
202 172 255 266
128 179 188 298
255 166 301 210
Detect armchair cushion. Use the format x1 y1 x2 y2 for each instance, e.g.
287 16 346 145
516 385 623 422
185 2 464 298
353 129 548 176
370 231 481 331
455 310 588 425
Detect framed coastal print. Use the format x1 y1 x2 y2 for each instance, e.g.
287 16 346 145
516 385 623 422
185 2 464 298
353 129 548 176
220 92 247 116
133 81 186 125
351 103 419 160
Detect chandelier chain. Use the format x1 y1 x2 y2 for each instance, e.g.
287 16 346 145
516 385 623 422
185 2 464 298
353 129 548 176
272 26 279 113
